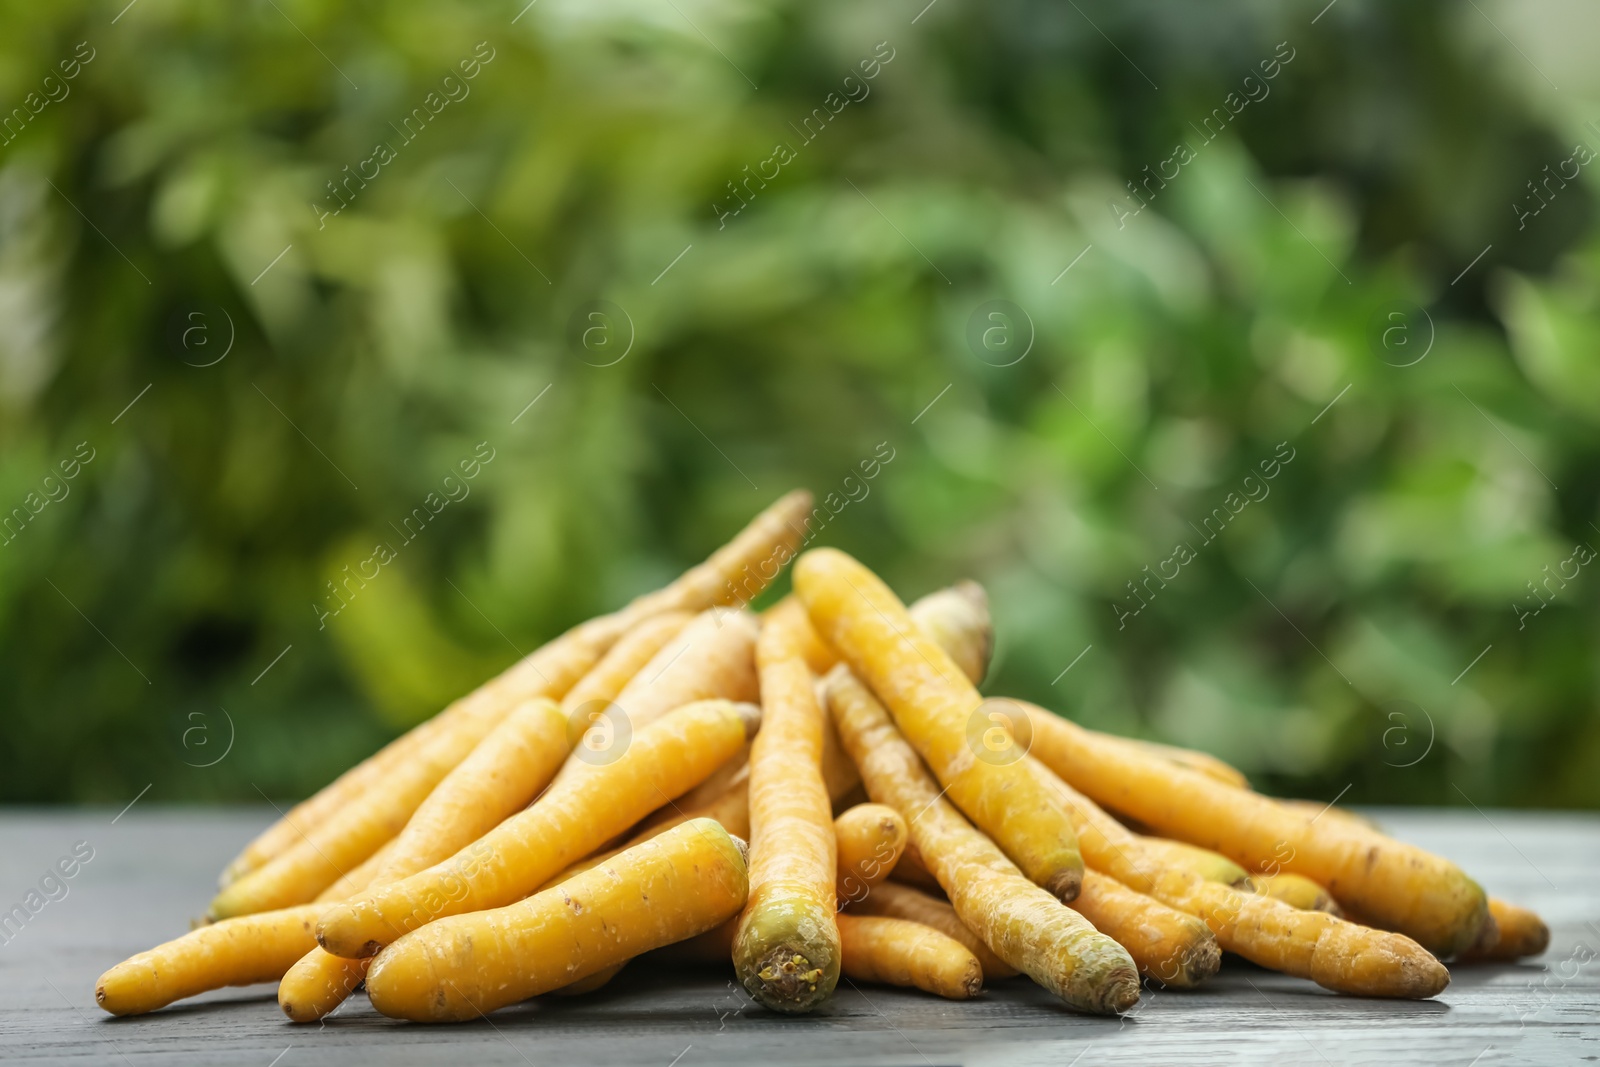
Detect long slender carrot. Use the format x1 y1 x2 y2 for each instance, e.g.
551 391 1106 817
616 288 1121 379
280 698 571 1022
1136 837 1253 888
367 820 750 1022
1032 760 1450 998
558 611 695 731
209 688 515 918
316 700 760 959
556 609 759 783
1254 872 1343 916
222 490 811 886
733 598 841 1013
96 906 323 1016
848 881 1017 980
823 664 1139 1015
1106 735 1250 789
1071 869 1220 988
1021 702 1487 959
835 803 908 908
836 913 983 999
795 549 1085 901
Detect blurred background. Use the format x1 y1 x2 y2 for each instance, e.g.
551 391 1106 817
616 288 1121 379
2 0 1597 809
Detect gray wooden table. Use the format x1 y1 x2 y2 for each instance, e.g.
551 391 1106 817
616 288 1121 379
1 808 1595 1066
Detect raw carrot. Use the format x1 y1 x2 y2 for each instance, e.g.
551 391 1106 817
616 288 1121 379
1136 837 1253 888
835 803 908 908
1101 735 1250 789
1071 869 1220 988
314 838 396 903
281 698 571 1022
96 905 322 1016
823 664 1139 1015
209 688 515 919
316 700 760 959
795 549 1085 901
889 840 947 895
905 581 994 687
1033 761 1450 998
733 598 841 1013
1021 702 1488 959
223 489 809 887
836 913 982 999
558 611 695 733
365 819 749 1022
848 881 1017 980
1459 898 1549 962
1254 872 1343 916
557 609 759 782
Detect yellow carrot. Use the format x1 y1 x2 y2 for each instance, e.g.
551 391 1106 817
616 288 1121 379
733 598 841 1013
1033 760 1449 998
209 689 514 919
314 838 396 903
1021 702 1487 959
1459 898 1549 962
558 611 695 732
1106 734 1250 789
835 803 908 908
836 913 982 999
365 819 749 1022
889 840 947 895
281 698 571 1022
223 489 810 886
558 609 759 781
905 581 994 687
1254 872 1343 916
795 549 1085 901
1137 837 1253 888
317 700 760 959
823 664 1139 1015
96 905 322 1016
1071 870 1220 988
848 881 1017 980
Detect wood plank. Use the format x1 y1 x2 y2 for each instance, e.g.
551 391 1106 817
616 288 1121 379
0 808 1595 1065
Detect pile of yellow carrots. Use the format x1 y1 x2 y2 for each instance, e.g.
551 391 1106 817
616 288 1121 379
95 491 1548 1022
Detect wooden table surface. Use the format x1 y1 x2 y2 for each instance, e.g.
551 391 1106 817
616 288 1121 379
1 807 1595 1066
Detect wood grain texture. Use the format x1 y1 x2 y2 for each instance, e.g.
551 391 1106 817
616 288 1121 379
1 808 1596 1065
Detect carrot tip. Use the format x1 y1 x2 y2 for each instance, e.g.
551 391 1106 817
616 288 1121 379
732 701 763 740
1046 868 1082 904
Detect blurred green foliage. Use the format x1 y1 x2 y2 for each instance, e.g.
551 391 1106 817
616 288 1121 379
1 0 1596 808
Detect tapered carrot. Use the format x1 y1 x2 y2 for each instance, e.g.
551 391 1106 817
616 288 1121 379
281 698 571 1022
558 609 759 781
889 840 947 895
317 700 760 959
905 581 994 687
1032 761 1449 998
1071 869 1220 988
1107 735 1250 789
823 665 1139 1015
836 913 983 999
848 881 1017 980
1254 872 1343 916
734 598 841 1013
1459 898 1549 962
1021 702 1487 958
315 838 396 903
366 819 749 1022
558 611 695 731
835 803 908 908
223 490 810 886
96 905 323 1016
210 689 516 919
796 549 1084 902
1137 837 1253 888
